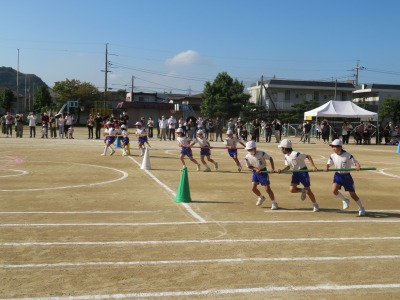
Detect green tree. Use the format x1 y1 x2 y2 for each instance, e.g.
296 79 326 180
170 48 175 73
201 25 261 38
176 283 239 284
0 88 14 111
33 86 52 112
201 72 250 119
379 97 400 125
290 99 320 122
53 79 100 124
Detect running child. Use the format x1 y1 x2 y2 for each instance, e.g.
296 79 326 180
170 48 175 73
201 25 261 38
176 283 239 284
224 129 246 172
120 124 130 156
176 127 201 171
135 121 151 156
277 139 320 212
190 130 218 172
244 140 279 210
324 139 366 216
101 121 116 156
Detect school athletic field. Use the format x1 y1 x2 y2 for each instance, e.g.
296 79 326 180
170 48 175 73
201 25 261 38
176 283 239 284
1 128 399 299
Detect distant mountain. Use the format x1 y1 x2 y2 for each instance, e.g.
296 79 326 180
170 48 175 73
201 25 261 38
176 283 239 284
0 66 48 94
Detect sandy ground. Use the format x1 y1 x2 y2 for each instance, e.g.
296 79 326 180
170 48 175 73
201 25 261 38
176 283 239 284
0 127 399 299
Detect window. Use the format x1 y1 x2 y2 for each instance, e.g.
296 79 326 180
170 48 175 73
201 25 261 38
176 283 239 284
313 91 319 101
341 92 346 101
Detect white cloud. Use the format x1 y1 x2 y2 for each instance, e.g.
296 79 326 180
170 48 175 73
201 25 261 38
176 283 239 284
165 50 202 66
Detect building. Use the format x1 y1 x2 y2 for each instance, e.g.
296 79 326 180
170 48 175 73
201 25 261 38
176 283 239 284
352 83 400 111
247 79 355 112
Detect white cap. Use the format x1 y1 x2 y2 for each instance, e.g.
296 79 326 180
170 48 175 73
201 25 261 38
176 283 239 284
121 125 126 129
106 121 112 125
135 121 142 126
176 128 184 133
278 139 292 148
245 140 256 150
329 139 343 146
226 130 233 135
197 130 204 135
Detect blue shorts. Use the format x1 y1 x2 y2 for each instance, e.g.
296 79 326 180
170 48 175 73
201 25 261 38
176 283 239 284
333 172 355 192
227 149 238 157
291 170 311 187
200 148 211 156
106 136 116 144
122 137 129 145
181 147 193 157
252 168 270 186
138 136 147 143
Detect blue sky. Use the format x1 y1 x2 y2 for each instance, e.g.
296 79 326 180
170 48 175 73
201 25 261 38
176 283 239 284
1 0 399 95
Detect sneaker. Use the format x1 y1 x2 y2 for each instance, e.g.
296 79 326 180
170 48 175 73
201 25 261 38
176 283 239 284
237 165 242 172
256 195 265 206
214 162 219 170
342 199 350 210
271 203 279 210
110 149 115 156
358 208 366 216
182 165 187 170
313 204 320 212
100 153 106 156
301 188 306 201
203 167 211 172
196 164 201 171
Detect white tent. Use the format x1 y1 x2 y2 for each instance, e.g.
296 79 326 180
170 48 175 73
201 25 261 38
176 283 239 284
304 100 378 121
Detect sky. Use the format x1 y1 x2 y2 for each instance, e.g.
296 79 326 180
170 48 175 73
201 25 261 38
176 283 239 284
1 0 400 95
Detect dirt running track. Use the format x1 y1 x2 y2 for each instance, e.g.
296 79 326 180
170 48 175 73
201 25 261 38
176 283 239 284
0 128 399 299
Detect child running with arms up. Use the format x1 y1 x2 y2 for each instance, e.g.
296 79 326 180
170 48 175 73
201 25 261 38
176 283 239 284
324 139 366 216
224 129 246 172
190 130 218 172
244 140 279 210
277 139 320 212
176 127 201 171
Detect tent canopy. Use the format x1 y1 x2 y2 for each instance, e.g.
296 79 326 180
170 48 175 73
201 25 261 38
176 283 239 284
304 100 378 121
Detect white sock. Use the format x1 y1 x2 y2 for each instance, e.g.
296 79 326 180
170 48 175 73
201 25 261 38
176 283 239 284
103 146 107 155
356 199 364 209
337 192 347 201
271 200 277 204
204 163 210 169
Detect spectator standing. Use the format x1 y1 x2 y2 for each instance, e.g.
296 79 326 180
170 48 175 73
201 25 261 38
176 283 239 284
303 121 311 144
27 112 37 138
215 117 223 142
49 114 57 138
58 114 65 139
147 117 154 138
251 118 262 142
87 114 94 139
95 113 103 139
64 112 73 138
168 115 176 140
159 116 168 141
264 119 273 142
41 112 50 138
15 114 23 138
272 119 282 143
5 112 13 137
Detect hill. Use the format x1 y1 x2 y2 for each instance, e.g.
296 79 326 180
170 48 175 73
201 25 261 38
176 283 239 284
0 66 48 93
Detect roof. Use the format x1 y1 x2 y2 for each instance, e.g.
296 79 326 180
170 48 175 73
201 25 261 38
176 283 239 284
250 79 355 90
304 100 378 120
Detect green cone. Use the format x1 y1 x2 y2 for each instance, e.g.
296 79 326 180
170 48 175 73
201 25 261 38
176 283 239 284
174 167 192 203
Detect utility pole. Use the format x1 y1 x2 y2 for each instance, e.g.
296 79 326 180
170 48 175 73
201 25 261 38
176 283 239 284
131 75 134 101
103 43 110 111
17 48 19 112
353 60 365 86
334 79 337 101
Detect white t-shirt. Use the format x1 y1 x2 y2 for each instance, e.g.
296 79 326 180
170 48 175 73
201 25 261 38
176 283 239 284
284 151 307 170
193 136 209 147
168 117 176 129
224 137 241 148
245 150 271 170
177 136 191 147
327 151 359 174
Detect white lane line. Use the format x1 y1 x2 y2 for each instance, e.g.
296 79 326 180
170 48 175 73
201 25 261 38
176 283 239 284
0 211 160 214
1 219 400 227
2 236 399 247
0 162 128 192
128 156 206 223
2 283 400 299
2 255 400 269
0 169 28 178
379 168 400 179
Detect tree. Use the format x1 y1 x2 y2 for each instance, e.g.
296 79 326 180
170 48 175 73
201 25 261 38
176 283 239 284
201 72 250 119
290 99 320 122
53 79 100 124
0 88 14 111
379 97 400 125
33 86 52 112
